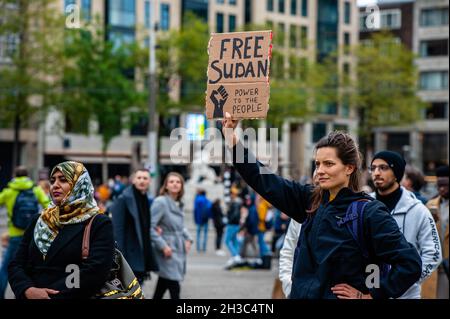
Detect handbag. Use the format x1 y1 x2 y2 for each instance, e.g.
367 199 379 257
82 215 144 299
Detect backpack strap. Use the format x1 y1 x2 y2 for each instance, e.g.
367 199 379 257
337 200 370 259
82 214 99 260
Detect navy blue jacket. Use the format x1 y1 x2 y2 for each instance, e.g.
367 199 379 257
232 144 421 299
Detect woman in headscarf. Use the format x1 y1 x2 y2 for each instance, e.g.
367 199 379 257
8 162 114 299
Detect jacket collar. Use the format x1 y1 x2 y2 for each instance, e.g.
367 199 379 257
371 187 421 215
163 195 183 216
392 187 421 215
44 222 85 262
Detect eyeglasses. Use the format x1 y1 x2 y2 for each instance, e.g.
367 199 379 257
369 164 392 173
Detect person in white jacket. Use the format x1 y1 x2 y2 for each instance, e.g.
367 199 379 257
370 151 442 299
279 219 301 298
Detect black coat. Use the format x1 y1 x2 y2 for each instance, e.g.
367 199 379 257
8 214 114 299
110 186 158 274
232 144 422 299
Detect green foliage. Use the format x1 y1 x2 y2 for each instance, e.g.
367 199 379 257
0 0 65 127
354 32 426 139
62 23 146 151
154 13 210 113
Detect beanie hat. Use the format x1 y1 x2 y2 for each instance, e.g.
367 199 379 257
371 151 406 182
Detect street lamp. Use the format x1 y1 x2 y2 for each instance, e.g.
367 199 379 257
148 0 159 196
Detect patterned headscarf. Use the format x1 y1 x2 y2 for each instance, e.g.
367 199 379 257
34 161 99 256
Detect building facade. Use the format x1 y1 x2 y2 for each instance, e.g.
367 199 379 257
0 0 360 184
210 0 360 179
360 0 449 174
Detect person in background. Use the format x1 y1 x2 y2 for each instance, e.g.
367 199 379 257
193 189 212 253
0 166 50 299
370 151 441 299
151 172 193 299
211 199 226 256
423 165 449 299
402 165 428 204
110 168 158 285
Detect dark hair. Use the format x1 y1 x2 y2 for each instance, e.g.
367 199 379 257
134 167 150 174
308 131 362 214
159 172 185 201
14 166 28 177
404 166 425 192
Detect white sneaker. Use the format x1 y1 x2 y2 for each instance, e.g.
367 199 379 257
215 249 226 256
233 255 243 264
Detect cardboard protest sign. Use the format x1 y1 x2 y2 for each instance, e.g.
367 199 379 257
206 31 272 119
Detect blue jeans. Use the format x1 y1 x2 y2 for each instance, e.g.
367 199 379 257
196 223 209 252
225 224 241 257
0 236 23 299
257 231 271 257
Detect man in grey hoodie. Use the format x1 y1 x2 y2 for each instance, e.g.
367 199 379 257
370 151 442 299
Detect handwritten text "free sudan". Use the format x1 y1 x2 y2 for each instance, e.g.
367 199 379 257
208 36 269 84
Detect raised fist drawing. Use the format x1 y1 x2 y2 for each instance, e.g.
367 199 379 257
210 85 229 118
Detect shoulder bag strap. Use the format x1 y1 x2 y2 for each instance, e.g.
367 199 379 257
82 214 99 260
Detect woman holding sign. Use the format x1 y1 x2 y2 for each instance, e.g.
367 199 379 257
222 113 421 299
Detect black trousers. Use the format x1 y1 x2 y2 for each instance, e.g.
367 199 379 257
215 227 224 250
153 277 180 299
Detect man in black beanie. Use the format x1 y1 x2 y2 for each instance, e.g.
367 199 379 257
370 151 441 299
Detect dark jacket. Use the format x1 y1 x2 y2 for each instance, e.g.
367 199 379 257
8 214 114 299
110 186 158 274
232 144 422 299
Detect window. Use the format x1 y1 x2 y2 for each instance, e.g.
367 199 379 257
229 0 237 5
289 55 299 79
108 0 136 27
279 0 285 14
217 0 225 4
301 0 308 17
130 113 148 136
420 39 448 57
289 25 297 48
344 1 351 24
426 102 448 119
313 123 327 142
81 0 91 21
341 95 350 117
344 32 350 54
216 13 224 33
386 133 410 155
343 63 350 76
381 10 401 29
160 3 170 30
0 34 18 58
291 0 297 15
423 133 448 175
267 0 274 12
420 8 449 27
420 71 449 90
145 0 150 28
229 15 236 32
299 57 308 79
108 29 135 50
300 25 307 49
276 23 285 46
